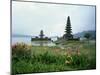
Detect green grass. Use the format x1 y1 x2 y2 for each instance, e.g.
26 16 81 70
12 40 96 74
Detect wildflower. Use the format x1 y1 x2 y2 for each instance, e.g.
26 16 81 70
65 60 71 64
65 54 73 64
65 56 73 64
67 55 73 61
66 47 72 56
76 47 80 55
26 45 32 50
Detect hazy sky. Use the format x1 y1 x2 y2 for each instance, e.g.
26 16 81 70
12 1 96 37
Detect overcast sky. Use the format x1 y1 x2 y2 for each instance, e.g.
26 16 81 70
12 1 96 37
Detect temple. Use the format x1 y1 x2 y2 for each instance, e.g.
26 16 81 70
31 30 51 41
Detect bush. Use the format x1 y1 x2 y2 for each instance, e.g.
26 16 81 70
12 43 32 63
71 55 88 68
12 43 32 56
65 54 96 70
39 52 66 64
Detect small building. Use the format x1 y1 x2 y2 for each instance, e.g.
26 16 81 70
31 30 55 46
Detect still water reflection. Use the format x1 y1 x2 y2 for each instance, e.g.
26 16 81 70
12 37 56 46
31 41 56 46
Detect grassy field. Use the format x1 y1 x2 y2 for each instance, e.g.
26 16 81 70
12 40 96 74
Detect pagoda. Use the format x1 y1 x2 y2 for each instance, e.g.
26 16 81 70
31 30 51 41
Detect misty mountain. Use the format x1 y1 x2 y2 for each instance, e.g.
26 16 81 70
12 34 35 37
73 30 96 39
12 34 58 38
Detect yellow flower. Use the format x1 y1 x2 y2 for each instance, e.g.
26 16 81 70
65 60 71 64
65 54 73 64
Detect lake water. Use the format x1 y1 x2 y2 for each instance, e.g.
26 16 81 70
12 36 56 46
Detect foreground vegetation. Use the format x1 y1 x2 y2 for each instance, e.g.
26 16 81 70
12 40 96 74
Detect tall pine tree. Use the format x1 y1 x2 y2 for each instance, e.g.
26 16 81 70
64 16 73 40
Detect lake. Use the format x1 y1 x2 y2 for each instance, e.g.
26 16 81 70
12 36 56 46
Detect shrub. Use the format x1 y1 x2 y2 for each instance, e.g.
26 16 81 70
71 55 88 67
12 43 32 62
31 51 66 64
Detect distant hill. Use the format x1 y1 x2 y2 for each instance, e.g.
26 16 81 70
12 34 35 37
12 34 58 38
73 30 96 39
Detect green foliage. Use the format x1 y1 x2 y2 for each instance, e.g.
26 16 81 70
71 55 89 68
84 33 91 40
12 41 96 74
12 51 67 74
